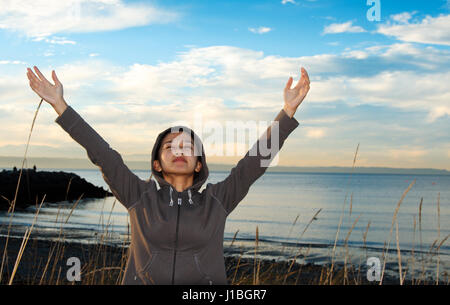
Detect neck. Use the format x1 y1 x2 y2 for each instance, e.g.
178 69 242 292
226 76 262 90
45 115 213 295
161 172 194 192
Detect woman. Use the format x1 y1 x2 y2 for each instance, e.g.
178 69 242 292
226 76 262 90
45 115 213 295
26 65 310 285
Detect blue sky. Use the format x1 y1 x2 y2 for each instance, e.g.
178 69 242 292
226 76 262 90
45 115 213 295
0 0 449 170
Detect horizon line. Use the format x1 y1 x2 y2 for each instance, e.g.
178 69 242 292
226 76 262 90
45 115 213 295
0 155 449 174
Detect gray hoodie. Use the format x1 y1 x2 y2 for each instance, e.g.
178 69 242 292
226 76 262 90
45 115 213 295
55 105 299 285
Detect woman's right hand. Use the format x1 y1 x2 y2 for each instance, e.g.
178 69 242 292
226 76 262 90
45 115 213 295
27 66 67 115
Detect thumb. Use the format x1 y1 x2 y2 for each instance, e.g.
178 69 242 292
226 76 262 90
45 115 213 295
52 70 61 86
285 76 293 90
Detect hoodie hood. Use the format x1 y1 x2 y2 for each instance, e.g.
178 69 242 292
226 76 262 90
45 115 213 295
151 125 209 205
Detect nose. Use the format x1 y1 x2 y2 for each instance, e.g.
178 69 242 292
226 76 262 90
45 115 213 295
172 145 192 157
172 147 188 157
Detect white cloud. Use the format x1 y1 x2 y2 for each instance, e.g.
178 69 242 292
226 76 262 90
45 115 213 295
3 43 450 125
302 116 347 125
323 21 366 34
308 70 450 122
0 60 26 65
305 128 326 139
32 36 76 45
249 27 272 34
1 42 450 160
49 44 450 124
342 50 369 59
388 148 428 159
281 0 296 4
0 74 32 103
377 14 450 46
426 106 450 123
390 12 415 24
0 0 179 38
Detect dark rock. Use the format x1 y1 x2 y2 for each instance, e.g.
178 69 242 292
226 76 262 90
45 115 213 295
0 168 112 210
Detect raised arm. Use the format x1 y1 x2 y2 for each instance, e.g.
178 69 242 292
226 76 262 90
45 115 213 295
208 67 310 215
27 66 152 210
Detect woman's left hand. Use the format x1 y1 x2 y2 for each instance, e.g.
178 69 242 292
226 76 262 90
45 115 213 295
283 67 310 118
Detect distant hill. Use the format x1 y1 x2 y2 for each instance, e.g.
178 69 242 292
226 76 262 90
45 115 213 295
263 165 450 175
1 156 449 175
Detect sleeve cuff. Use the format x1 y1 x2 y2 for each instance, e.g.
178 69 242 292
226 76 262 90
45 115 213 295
275 108 300 135
55 105 81 132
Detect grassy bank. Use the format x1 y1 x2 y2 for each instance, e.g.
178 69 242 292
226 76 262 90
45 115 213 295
1 236 422 285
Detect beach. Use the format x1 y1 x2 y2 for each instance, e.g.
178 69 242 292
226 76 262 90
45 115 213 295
1 235 432 285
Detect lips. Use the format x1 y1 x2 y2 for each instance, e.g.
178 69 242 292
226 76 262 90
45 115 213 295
173 156 187 163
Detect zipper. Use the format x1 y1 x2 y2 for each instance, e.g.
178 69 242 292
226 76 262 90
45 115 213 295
171 203 181 284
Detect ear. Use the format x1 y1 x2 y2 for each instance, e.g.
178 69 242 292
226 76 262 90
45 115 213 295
153 160 162 172
195 160 202 172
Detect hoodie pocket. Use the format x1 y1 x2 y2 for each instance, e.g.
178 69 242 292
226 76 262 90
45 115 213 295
172 252 213 285
193 253 213 285
137 252 158 284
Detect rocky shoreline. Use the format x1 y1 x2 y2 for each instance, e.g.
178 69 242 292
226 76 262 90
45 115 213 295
0 168 112 211
0 236 424 285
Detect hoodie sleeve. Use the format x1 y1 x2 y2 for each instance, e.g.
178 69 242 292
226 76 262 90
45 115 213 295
209 108 299 215
55 105 150 210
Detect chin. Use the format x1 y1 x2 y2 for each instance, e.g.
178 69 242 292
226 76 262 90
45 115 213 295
169 166 194 175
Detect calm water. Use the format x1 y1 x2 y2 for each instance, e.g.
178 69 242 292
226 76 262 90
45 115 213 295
1 168 449 280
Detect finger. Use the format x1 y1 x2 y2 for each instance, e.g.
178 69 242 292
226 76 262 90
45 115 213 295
52 70 61 86
29 79 39 93
27 73 40 90
294 67 310 89
27 68 41 83
27 69 43 93
29 80 37 91
302 67 310 84
299 81 311 97
28 76 38 89
33 66 51 84
285 77 293 90
293 75 303 90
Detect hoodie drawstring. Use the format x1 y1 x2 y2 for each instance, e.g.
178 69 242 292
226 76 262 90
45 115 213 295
188 189 194 205
168 186 194 206
169 186 174 207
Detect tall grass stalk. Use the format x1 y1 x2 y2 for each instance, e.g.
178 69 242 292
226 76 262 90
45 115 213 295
436 192 440 285
287 209 321 262
395 219 404 285
0 99 43 283
327 143 359 285
253 226 260 285
343 213 361 285
294 246 311 285
410 216 416 284
417 197 424 284
8 195 45 284
282 209 321 284
230 247 244 285
39 193 83 284
230 230 239 248
280 214 299 257
357 220 371 283
379 178 415 285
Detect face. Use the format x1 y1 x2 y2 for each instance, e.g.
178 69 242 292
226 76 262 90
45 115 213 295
153 131 202 176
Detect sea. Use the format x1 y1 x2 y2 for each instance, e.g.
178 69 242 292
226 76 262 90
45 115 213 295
1 168 449 282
